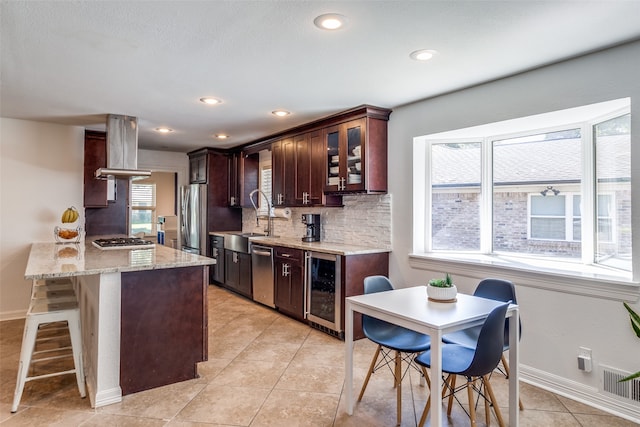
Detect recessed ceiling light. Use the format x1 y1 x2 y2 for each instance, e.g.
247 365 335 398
410 49 438 62
215 134 229 139
155 127 173 133
272 110 291 117
200 97 222 105
314 13 348 30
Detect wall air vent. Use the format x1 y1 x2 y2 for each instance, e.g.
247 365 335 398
601 365 640 404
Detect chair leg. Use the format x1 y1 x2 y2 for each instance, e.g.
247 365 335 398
484 379 490 426
500 354 524 410
466 379 477 427
358 345 382 401
11 318 38 413
395 351 402 426
483 375 506 427
67 310 86 398
447 374 457 416
418 366 431 427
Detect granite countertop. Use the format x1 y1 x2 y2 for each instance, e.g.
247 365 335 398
25 240 215 280
248 236 389 256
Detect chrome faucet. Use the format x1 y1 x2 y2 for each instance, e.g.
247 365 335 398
249 189 273 237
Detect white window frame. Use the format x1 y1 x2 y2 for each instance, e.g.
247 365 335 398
411 100 637 299
130 182 157 236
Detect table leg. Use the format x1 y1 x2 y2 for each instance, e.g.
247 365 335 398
430 330 443 427
345 300 354 415
509 307 520 426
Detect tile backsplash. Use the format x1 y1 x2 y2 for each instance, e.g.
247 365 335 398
242 194 392 249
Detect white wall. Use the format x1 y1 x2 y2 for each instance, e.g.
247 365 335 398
0 118 84 319
388 40 640 420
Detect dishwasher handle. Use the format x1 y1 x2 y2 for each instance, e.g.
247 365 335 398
253 249 272 257
251 245 273 257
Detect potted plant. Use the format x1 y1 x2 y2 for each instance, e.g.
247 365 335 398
620 302 640 382
427 273 457 302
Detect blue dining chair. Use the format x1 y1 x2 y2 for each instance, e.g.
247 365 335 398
358 275 432 426
442 278 524 410
414 301 511 427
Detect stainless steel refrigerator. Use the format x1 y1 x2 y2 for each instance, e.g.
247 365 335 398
180 184 207 254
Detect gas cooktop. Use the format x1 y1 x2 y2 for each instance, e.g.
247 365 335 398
92 237 155 250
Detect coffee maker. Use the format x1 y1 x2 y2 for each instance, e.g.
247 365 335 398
301 214 321 242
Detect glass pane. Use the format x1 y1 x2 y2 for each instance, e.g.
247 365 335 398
573 196 581 217
573 218 581 241
431 142 481 251
347 125 362 185
327 131 339 186
308 257 336 323
531 195 565 216
493 130 581 257
531 218 565 240
595 114 631 270
131 209 153 235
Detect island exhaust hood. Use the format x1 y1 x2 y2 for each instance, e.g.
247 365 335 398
94 114 152 179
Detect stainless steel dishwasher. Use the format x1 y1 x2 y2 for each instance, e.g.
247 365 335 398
251 244 275 308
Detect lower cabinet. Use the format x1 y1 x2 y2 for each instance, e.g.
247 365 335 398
209 235 225 285
224 250 252 299
274 246 305 320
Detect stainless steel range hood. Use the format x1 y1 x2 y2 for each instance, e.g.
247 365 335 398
94 114 151 179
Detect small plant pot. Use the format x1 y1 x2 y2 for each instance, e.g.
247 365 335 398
427 284 458 302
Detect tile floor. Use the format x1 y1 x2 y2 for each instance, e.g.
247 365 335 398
1 285 638 426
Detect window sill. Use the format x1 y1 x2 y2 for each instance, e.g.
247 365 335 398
408 252 640 301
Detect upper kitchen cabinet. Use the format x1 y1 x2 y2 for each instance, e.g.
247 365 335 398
272 137 296 207
324 111 390 194
188 151 208 184
84 130 108 207
272 131 342 207
187 148 242 233
228 150 259 208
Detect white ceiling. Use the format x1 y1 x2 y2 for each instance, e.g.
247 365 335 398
2 1 640 153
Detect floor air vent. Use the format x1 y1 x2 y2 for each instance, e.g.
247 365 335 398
308 321 343 340
601 365 640 403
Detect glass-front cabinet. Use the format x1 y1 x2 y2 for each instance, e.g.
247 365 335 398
325 118 366 192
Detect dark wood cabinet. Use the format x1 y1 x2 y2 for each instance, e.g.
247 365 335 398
324 115 388 194
84 130 108 207
224 250 252 298
187 149 242 251
274 246 305 320
120 266 207 395
272 137 296 207
189 153 207 184
228 151 259 207
209 235 225 284
84 130 129 236
339 252 390 340
272 130 341 207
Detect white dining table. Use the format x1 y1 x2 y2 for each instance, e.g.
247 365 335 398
345 286 519 427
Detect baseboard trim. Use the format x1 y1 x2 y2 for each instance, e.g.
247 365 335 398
521 364 640 424
0 310 25 322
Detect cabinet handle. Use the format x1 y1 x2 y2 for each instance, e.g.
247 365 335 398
280 253 291 258
340 177 346 191
230 196 236 206
213 248 218 257
303 192 308 204
282 263 290 277
233 252 238 263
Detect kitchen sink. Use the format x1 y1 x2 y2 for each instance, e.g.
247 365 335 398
224 233 265 253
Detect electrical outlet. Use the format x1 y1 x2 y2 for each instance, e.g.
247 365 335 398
578 346 592 372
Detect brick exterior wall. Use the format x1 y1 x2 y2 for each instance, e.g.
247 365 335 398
433 189 631 257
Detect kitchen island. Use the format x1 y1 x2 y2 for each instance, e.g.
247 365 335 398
24 240 215 408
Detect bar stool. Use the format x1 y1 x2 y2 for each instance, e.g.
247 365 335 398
11 293 86 412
